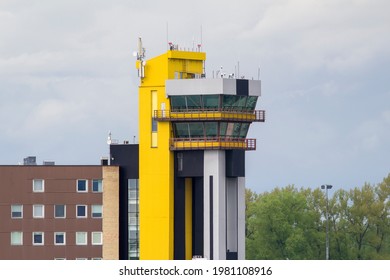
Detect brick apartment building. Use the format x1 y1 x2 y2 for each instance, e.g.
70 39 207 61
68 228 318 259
0 159 120 260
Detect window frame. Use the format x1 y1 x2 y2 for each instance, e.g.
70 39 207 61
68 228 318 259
10 232 23 246
54 204 66 218
76 205 88 218
33 179 45 192
33 204 45 218
76 179 88 193
32 232 44 246
91 205 103 218
54 232 66 246
92 179 103 193
11 204 23 219
76 232 88 245
91 232 103 245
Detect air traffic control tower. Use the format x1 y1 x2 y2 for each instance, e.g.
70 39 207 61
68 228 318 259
135 39 265 260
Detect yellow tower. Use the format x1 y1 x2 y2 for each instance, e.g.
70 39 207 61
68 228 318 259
136 39 264 260
136 40 206 259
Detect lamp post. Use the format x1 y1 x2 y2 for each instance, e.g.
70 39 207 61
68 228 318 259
321 184 333 260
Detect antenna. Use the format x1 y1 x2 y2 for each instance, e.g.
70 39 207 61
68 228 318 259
135 37 146 78
107 131 112 145
107 131 112 165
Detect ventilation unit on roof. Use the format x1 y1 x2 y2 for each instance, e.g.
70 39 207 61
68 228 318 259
23 156 37 166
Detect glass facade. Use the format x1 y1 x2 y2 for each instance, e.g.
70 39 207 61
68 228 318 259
128 179 139 260
170 94 258 112
173 122 250 139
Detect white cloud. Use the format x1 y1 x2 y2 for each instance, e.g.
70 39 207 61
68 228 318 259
242 0 390 72
1 0 389 190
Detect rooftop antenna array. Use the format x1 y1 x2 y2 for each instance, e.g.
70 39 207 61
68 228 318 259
134 37 146 78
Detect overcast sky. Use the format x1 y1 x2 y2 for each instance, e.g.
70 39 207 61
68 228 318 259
1 0 389 193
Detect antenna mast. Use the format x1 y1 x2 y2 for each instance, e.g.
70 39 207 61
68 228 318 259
136 37 146 78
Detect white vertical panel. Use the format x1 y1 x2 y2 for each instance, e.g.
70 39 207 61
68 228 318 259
226 178 238 253
203 150 226 260
237 177 246 260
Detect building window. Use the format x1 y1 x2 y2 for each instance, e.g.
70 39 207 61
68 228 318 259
76 258 88 260
54 258 66 260
11 232 23 245
91 232 103 245
91 258 102 260
33 204 44 218
33 232 44 245
33 179 44 192
76 205 87 218
91 205 103 218
76 232 87 245
128 179 140 260
54 232 66 245
177 153 183 171
11 204 23 218
77 179 88 192
54 204 66 218
92 179 103 192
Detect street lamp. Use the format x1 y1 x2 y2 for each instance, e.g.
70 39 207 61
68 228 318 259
321 184 333 260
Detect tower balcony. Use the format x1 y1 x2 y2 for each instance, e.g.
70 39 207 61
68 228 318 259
154 109 265 123
169 137 256 151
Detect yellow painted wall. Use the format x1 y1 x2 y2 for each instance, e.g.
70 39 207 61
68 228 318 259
138 50 205 260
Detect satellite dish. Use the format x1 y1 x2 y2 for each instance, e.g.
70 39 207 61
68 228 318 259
132 51 138 57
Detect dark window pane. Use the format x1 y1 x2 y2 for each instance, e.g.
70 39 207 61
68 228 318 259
171 96 186 111
203 95 219 109
174 123 189 138
77 180 87 191
55 205 65 217
237 96 247 111
205 122 218 137
77 206 86 217
92 180 102 192
152 119 158 132
186 95 201 110
189 123 204 138
34 234 42 244
232 123 241 138
12 212 22 218
56 234 64 244
239 123 249 138
246 96 258 111
222 95 236 110
219 122 227 137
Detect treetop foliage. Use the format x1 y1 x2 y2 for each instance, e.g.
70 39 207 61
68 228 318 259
246 173 390 260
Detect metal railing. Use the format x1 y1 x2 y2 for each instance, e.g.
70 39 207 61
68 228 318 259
153 109 265 122
170 137 256 151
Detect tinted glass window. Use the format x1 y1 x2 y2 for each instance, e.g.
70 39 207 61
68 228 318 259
205 122 218 137
203 95 219 109
174 123 189 138
189 123 204 138
171 96 186 111
186 95 202 109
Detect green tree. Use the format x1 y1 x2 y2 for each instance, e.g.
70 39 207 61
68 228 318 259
246 186 323 259
246 173 390 259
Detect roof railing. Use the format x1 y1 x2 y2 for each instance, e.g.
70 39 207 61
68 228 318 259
154 109 265 122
